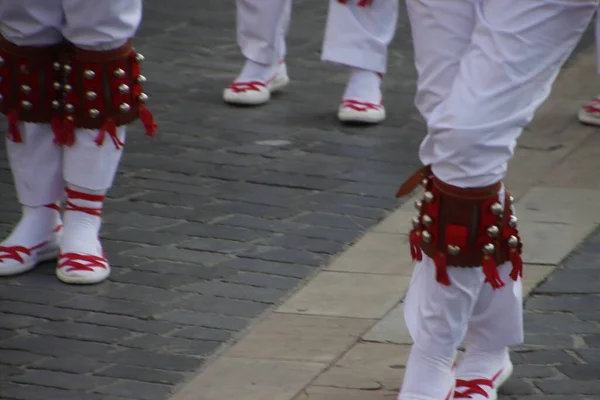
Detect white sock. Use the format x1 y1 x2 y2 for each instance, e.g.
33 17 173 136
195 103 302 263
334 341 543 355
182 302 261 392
60 185 105 257
398 345 455 400
237 59 281 81
342 68 382 104
3 203 61 248
456 346 509 379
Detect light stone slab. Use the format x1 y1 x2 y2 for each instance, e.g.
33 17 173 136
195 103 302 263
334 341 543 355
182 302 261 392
277 271 409 319
227 313 374 363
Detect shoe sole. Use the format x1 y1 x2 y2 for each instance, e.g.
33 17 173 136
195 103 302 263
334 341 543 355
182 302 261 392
223 74 290 106
578 110 600 126
338 108 386 124
56 265 111 285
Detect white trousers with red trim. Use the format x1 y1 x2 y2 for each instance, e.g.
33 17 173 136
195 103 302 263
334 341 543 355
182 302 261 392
401 0 597 397
236 0 398 73
0 0 142 205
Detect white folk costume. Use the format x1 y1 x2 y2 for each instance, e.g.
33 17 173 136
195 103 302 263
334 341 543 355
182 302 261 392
223 0 398 124
0 1 156 285
578 10 600 126
396 0 598 399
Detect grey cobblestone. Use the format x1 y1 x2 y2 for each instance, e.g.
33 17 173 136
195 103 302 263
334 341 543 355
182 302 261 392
500 226 600 399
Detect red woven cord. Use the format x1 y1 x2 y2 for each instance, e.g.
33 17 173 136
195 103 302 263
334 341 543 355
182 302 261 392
66 188 105 202
454 378 492 398
65 188 105 217
0 241 48 264
454 368 503 399
228 81 266 93
59 252 108 272
340 99 382 112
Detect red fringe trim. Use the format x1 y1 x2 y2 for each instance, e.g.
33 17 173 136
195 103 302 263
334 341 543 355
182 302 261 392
509 250 523 281
433 254 451 286
139 105 158 138
6 110 22 143
409 230 423 262
482 255 504 289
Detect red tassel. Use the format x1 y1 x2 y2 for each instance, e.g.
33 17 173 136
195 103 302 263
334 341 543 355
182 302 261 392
139 104 158 137
6 110 22 143
509 249 523 281
358 0 373 6
482 255 504 289
96 118 120 148
409 230 423 262
433 254 451 286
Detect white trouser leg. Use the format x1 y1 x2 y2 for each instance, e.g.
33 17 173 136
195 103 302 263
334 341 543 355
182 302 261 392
419 0 597 188
406 0 476 121
60 0 142 50
6 124 64 207
61 0 142 191
0 2 64 274
0 0 63 45
236 0 292 65
56 0 142 284
322 0 398 73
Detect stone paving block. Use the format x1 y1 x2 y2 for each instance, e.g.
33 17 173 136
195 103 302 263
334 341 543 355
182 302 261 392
169 358 325 400
519 222 595 265
312 342 410 391
294 386 398 400
227 313 374 363
326 245 414 276
277 272 409 319
536 267 600 294
515 187 600 224
362 302 412 345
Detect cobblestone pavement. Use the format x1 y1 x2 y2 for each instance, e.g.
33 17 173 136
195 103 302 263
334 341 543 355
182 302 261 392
496 226 600 400
0 1 598 400
0 1 421 399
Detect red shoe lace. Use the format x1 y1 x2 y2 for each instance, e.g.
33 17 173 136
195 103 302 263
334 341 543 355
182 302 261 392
583 103 600 113
227 81 266 93
0 241 48 264
340 99 383 112
65 188 104 216
454 369 503 399
58 252 108 273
